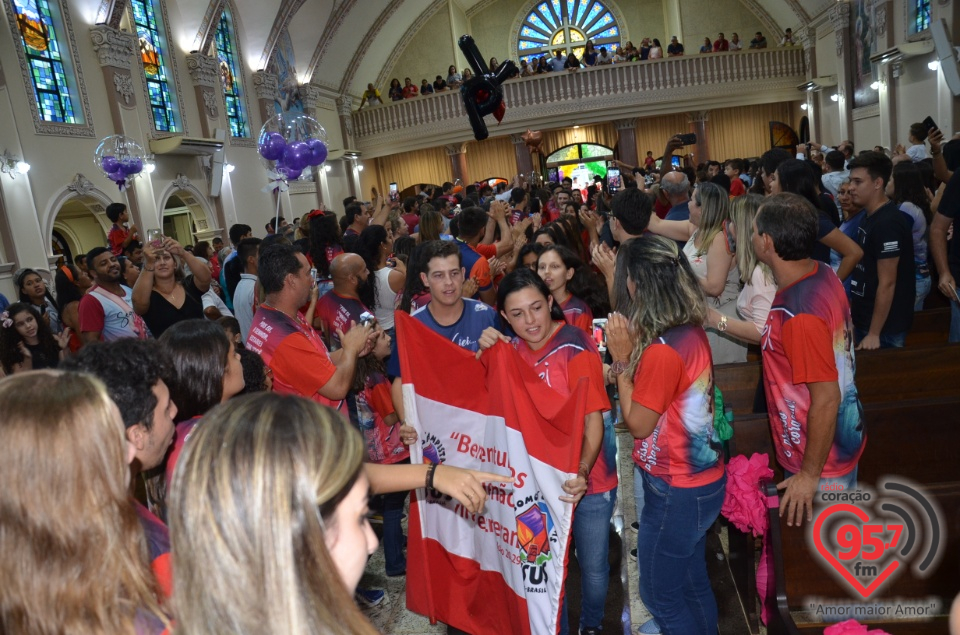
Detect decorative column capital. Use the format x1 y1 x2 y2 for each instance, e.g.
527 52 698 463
252 70 279 101
835 30 844 57
614 118 637 131
335 95 354 117
185 53 220 88
799 26 817 50
445 143 467 156
687 111 709 124
90 25 136 69
830 2 850 31
300 84 323 112
510 133 525 145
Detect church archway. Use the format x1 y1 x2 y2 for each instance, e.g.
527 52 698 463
156 177 220 245
43 174 115 266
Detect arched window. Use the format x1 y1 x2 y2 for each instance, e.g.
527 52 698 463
10 0 81 123
130 0 179 132
213 8 249 138
909 0 931 34
517 1 620 64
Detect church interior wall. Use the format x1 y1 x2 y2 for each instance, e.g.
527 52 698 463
679 0 765 51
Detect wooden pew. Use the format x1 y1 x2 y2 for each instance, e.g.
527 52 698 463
905 307 951 347
727 397 960 634
716 340 960 416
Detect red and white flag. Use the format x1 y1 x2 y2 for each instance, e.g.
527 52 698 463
397 312 586 635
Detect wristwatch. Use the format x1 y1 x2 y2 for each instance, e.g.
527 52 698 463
717 315 728 332
610 360 628 375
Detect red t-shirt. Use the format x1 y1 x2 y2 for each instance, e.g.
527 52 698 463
514 324 616 495
108 225 130 256
729 178 746 197
561 295 593 334
761 262 865 477
246 305 343 414
314 291 368 349
631 324 724 488
349 372 410 464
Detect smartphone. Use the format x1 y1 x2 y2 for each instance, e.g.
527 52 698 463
389 182 400 203
547 167 560 183
923 116 938 133
146 229 163 249
677 132 697 146
309 267 318 285
591 318 608 353
606 167 621 194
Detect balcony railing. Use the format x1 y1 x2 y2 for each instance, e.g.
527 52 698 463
353 47 806 157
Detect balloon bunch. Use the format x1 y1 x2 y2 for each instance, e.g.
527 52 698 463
94 135 146 192
257 113 328 189
458 35 518 141
521 129 543 154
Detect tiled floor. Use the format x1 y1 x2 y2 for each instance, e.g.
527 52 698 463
358 427 655 634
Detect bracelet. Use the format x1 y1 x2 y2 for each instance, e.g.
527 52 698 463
426 463 438 490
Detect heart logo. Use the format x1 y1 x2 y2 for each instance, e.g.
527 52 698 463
812 503 901 599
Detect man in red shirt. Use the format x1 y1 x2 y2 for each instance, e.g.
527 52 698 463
246 242 373 415
106 202 138 256
455 206 496 305
712 32 729 52
402 77 419 99
753 193 865 527
314 253 371 349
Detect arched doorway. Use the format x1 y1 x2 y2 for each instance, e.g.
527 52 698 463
156 178 220 246
51 196 110 267
544 142 613 190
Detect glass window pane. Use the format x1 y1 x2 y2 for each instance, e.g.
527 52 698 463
13 0 78 123
131 0 178 132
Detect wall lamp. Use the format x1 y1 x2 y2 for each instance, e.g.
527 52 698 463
0 150 30 179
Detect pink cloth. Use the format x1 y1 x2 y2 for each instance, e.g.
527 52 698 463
823 619 892 635
722 453 774 536
722 453 776 623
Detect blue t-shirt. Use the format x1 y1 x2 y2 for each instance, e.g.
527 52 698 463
0 293 8 312
386 298 497 378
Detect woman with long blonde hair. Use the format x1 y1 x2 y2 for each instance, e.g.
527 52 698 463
647 181 746 363
704 193 776 344
605 235 724 635
0 371 169 634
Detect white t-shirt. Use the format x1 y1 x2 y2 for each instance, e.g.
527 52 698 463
906 143 928 163
736 265 777 334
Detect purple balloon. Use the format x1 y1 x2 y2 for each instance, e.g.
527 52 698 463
101 155 120 174
280 165 302 181
307 139 328 166
283 141 311 172
108 169 127 183
259 132 286 161
120 157 143 176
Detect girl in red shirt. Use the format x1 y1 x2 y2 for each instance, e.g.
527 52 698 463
606 235 725 635
478 268 615 635
536 245 610 334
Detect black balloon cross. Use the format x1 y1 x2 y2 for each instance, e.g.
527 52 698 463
458 35 518 141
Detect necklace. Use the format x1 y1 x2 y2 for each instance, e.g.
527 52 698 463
155 284 181 303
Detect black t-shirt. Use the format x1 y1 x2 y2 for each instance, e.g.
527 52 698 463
811 210 838 265
142 277 205 337
936 169 960 280
25 342 59 370
849 201 916 334
820 192 840 227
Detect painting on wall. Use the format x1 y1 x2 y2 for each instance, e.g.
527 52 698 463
268 29 303 118
850 0 879 109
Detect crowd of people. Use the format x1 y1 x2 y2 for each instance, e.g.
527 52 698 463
2 120 959 635
357 30 799 108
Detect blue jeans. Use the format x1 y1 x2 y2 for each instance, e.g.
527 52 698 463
784 465 858 493
853 327 906 349
638 471 726 635
914 275 931 311
383 488 408 575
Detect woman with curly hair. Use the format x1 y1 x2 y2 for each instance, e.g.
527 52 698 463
0 302 70 374
0 371 170 633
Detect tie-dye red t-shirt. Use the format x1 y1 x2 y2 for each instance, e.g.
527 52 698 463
760 262 865 477
631 324 723 488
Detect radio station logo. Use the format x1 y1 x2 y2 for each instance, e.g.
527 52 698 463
810 477 944 600
516 502 553 567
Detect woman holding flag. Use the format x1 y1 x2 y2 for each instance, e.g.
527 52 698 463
477 268 616 635
605 235 726 635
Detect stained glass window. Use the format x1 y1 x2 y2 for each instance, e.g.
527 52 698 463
517 0 620 65
131 0 178 132
12 0 78 122
214 9 249 138
911 0 931 33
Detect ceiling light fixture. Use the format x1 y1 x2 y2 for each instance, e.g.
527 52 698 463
830 93 839 102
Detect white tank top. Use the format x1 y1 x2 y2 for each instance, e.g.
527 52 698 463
373 267 398 329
